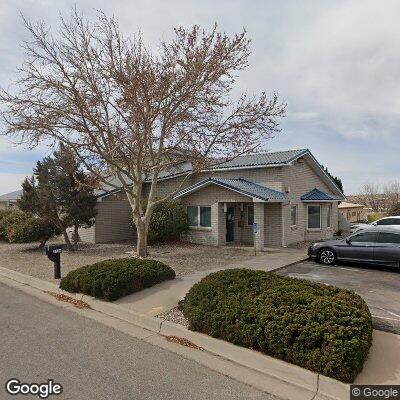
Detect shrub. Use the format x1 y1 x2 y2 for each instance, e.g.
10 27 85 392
130 200 189 244
367 212 385 223
180 269 372 383
0 209 59 245
60 258 176 301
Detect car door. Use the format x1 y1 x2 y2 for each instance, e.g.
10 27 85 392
337 231 378 262
373 232 400 267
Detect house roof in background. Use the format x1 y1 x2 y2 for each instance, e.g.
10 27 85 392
338 201 366 209
175 177 287 202
301 188 342 202
0 189 22 202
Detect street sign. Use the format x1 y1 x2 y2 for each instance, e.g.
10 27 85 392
253 223 258 234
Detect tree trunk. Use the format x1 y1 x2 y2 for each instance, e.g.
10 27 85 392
135 216 148 257
38 235 51 249
62 228 74 251
72 224 80 244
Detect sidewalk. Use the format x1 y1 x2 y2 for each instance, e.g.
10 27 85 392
114 247 307 316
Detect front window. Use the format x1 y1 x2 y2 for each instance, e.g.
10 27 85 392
247 205 254 225
290 205 297 226
187 206 199 227
327 205 332 228
187 206 211 228
307 205 321 229
200 206 211 227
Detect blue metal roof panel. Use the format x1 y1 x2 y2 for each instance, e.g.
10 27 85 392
175 178 287 201
301 188 340 201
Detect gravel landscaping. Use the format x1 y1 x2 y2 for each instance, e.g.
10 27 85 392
0 239 252 283
157 306 189 328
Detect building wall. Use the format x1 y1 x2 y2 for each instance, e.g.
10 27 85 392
282 159 339 245
339 207 367 223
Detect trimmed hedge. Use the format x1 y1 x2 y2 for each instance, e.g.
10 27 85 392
130 200 189 244
60 258 176 301
179 269 372 383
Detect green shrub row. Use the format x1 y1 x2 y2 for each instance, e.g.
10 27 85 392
179 269 372 383
60 258 176 301
130 200 189 244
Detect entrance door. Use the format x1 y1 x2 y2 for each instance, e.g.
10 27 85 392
226 207 235 242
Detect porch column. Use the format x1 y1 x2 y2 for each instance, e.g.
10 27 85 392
254 202 265 251
212 202 225 246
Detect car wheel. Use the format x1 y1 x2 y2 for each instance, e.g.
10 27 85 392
317 248 336 265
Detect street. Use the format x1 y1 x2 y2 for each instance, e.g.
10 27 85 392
0 283 274 400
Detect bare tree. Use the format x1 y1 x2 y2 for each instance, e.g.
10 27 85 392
357 183 383 212
0 10 285 256
383 181 400 212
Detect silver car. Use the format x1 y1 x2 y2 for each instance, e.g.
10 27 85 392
350 216 400 234
308 228 400 267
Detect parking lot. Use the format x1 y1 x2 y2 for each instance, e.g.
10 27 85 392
276 260 400 334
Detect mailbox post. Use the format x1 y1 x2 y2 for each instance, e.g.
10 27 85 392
43 245 63 279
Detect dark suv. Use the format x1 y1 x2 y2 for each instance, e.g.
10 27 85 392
308 228 400 267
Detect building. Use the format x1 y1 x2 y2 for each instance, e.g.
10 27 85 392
79 149 345 249
0 190 22 210
338 201 367 223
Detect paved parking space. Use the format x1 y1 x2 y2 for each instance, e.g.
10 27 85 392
276 260 400 334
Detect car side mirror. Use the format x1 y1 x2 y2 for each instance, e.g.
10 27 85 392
372 222 377 226
346 238 352 245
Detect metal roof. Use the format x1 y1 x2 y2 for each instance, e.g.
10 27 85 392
209 149 309 170
301 188 340 201
175 178 287 202
0 190 22 202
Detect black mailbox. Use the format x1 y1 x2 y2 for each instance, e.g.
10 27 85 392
43 245 63 279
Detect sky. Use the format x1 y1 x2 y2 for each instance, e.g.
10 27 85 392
0 0 399 195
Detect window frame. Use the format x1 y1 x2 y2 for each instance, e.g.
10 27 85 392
307 205 322 230
290 205 297 227
247 205 254 226
187 205 212 229
327 204 332 228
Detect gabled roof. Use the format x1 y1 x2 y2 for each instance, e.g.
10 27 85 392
301 188 341 202
175 178 287 202
0 190 22 202
338 201 366 209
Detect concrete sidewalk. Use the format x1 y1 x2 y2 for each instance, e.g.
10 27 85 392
115 247 307 316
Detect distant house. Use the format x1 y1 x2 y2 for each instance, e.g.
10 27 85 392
0 190 22 210
338 201 367 223
79 148 345 248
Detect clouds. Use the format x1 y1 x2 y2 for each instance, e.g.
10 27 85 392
0 0 399 194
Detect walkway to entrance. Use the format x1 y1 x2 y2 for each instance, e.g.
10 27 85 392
114 247 307 316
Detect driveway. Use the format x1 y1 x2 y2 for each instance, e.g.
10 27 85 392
276 260 400 334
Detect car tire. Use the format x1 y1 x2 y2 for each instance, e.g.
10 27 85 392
317 248 337 265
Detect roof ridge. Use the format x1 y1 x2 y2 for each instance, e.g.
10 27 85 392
235 148 308 157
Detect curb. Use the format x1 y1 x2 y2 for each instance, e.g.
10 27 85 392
0 267 350 400
270 257 310 273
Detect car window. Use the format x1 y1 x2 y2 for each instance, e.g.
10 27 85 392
377 232 400 244
376 218 399 225
350 232 377 242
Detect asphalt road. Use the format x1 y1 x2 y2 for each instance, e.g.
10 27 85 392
0 283 274 400
277 260 400 333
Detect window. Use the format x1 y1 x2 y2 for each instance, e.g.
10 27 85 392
327 205 332 228
376 218 400 226
200 206 211 227
187 206 211 228
247 205 254 225
349 232 377 243
187 206 199 227
377 232 400 244
307 205 321 229
290 205 297 226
